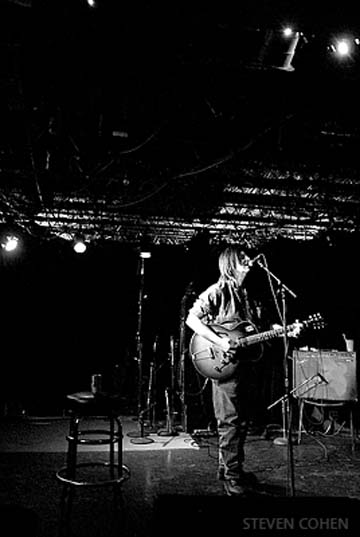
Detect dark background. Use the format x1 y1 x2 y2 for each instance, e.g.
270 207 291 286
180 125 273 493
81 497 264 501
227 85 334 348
1 1 360 425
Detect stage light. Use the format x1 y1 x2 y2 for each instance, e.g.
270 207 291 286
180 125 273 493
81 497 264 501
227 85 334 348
283 27 294 38
139 251 151 259
257 28 300 72
1 234 20 252
336 39 351 57
329 35 359 60
73 238 87 254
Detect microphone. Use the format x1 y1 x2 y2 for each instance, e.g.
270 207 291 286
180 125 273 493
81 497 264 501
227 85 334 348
317 373 329 384
247 254 263 267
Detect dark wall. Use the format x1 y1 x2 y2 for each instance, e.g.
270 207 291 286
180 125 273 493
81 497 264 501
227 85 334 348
1 234 359 417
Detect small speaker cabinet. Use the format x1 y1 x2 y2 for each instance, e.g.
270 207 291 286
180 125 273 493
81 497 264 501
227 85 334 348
292 350 357 401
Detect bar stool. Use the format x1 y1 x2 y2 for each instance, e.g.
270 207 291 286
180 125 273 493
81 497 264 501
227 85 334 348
56 391 130 536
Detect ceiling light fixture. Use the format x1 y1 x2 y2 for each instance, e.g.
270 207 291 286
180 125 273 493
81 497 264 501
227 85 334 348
1 234 20 253
283 27 294 38
139 250 151 259
336 39 351 57
73 238 87 254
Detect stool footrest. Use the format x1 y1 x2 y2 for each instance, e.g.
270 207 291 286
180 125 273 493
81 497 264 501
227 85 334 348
67 429 120 445
56 462 130 487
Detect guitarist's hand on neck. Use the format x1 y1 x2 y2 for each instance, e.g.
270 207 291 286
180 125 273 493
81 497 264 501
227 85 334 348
272 320 302 338
288 319 302 338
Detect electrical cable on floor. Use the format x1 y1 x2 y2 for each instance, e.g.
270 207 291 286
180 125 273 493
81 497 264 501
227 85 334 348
191 418 360 475
305 432 329 460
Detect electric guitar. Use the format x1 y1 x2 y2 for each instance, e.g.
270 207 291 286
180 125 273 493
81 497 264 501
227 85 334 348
189 313 324 380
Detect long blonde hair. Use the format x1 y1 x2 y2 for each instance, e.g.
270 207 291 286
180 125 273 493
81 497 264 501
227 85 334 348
218 246 248 288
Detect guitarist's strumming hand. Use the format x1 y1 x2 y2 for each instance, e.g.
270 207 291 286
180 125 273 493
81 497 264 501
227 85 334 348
217 336 237 357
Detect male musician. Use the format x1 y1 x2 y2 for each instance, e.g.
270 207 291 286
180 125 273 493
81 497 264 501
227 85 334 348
186 245 300 496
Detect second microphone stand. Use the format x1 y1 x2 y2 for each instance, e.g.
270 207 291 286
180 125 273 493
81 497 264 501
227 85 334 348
128 251 154 445
158 336 178 437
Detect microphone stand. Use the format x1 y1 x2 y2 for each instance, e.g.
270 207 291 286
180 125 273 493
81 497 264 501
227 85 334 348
178 293 187 432
145 337 159 432
128 251 154 445
178 282 196 433
257 258 297 497
158 336 178 437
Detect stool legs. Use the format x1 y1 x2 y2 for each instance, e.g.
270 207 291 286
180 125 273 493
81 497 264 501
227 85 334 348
59 414 79 536
116 416 123 479
57 412 130 536
66 415 80 480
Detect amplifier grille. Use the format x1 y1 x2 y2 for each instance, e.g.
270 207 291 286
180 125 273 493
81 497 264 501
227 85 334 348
292 350 357 401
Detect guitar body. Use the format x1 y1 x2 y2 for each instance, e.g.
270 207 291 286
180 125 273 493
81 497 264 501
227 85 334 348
189 313 324 381
189 321 263 381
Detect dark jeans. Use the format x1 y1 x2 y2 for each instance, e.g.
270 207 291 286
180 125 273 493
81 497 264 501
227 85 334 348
212 374 250 480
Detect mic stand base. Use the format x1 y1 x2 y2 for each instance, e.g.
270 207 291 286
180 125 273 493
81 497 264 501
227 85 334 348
273 436 288 446
142 424 158 434
273 435 298 446
127 414 155 444
129 435 154 445
157 428 178 437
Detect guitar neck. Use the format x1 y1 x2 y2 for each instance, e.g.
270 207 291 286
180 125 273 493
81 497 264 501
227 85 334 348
238 325 293 347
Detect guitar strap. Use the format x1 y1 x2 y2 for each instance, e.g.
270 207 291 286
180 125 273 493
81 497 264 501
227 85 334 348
234 286 254 322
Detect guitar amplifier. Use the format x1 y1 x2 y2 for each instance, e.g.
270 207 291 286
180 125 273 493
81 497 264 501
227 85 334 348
292 350 358 401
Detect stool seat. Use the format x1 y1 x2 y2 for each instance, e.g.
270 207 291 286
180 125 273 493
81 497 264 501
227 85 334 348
66 391 123 411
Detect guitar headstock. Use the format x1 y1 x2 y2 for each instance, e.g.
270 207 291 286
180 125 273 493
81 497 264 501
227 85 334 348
303 312 326 331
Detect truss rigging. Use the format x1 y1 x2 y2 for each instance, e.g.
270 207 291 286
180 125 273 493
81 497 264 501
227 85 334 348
1 158 360 248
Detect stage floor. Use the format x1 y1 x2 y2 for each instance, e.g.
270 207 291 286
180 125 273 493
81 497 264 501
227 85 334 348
1 415 360 537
